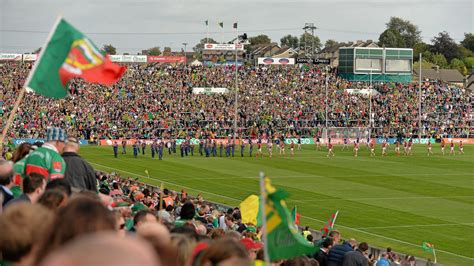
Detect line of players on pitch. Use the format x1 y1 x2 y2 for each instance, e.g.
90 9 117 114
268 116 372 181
112 137 465 159
325 138 465 158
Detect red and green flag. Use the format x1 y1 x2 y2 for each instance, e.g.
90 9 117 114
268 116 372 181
291 206 301 225
26 17 126 99
421 242 437 263
422 242 434 253
320 210 339 237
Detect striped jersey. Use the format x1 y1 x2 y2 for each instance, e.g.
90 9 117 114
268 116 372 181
24 144 65 180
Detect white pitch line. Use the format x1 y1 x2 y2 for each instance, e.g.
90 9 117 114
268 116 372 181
291 196 474 202
90 162 474 261
357 223 474 230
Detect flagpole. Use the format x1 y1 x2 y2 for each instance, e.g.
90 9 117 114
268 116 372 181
233 24 238 147
206 20 209 44
259 171 271 265
332 210 339 228
158 182 164 211
0 15 63 151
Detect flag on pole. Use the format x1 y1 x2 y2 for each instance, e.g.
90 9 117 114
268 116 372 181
421 242 437 263
262 177 317 261
291 206 301 225
26 17 126 99
240 194 261 226
205 20 209 26
422 242 434 253
320 210 339 237
144 169 149 176
218 22 224 28
233 22 238 29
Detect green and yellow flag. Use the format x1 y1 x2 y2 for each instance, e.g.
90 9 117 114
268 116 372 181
263 177 317 261
26 17 126 99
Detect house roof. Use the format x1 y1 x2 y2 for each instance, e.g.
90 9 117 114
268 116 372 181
413 69 465 83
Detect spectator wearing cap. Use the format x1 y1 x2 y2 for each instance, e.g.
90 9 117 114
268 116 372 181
0 160 15 207
342 242 369 266
24 127 67 180
5 173 46 208
62 137 98 192
240 238 263 261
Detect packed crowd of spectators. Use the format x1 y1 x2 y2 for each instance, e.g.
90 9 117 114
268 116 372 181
1 62 472 143
0 137 419 265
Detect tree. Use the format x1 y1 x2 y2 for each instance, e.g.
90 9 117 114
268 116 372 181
299 33 322 53
450 58 467 75
324 39 338 49
162 47 172 56
378 29 405 48
385 17 422 48
462 57 474 73
101 44 117 55
431 31 461 62
249 35 271 46
460 33 474 52
413 42 431 61
193 38 217 53
144 47 161 56
280 35 299 49
431 53 448 68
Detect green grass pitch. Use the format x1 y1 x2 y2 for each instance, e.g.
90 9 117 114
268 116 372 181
80 144 473 265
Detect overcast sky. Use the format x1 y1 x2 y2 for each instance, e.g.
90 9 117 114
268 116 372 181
0 0 472 54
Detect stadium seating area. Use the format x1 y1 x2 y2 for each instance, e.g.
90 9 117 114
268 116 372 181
1 62 472 141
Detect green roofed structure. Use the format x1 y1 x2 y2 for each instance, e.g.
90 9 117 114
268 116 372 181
338 47 413 83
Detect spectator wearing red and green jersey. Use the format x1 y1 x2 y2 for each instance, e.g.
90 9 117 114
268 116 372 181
24 127 67 181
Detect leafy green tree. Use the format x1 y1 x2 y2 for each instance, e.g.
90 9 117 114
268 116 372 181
101 44 117 55
324 39 338 49
431 31 461 62
144 47 161 56
460 33 474 52
299 33 321 52
385 17 422 48
280 34 299 49
378 29 405 47
249 35 271 46
450 58 467 75
162 47 172 56
431 53 448 68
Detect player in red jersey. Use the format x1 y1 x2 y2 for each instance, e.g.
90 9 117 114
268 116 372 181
327 142 334 157
369 141 375 157
459 141 464 155
449 140 455 155
290 141 295 157
279 141 285 156
353 141 359 157
440 139 446 155
256 141 263 158
394 141 401 156
427 142 433 156
381 141 387 156
407 139 413 156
